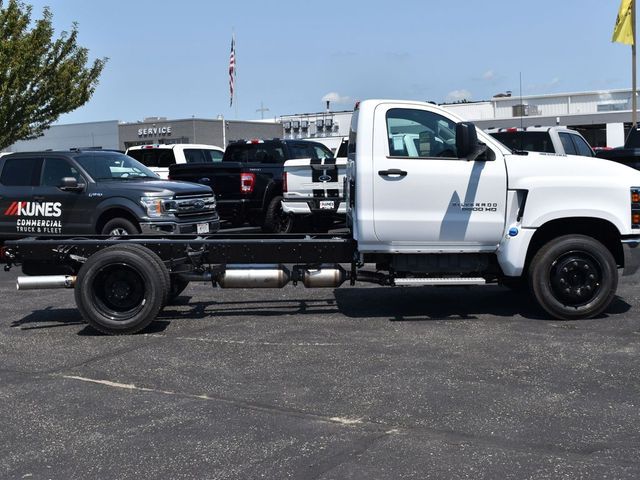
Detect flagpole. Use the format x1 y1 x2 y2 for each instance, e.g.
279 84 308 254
633 0 637 127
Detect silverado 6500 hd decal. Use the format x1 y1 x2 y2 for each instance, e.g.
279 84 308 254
3 201 63 233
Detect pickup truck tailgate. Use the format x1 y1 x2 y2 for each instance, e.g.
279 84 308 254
283 158 346 212
169 163 242 201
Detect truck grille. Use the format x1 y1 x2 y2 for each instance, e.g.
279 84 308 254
174 193 217 218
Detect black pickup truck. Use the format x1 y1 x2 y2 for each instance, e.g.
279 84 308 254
0 150 220 239
168 138 334 232
596 128 640 169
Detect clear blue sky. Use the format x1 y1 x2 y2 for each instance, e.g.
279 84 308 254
22 0 634 123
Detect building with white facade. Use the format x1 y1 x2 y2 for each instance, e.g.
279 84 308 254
280 89 640 149
444 89 637 148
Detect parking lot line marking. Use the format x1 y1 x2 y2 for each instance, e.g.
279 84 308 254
60 374 392 431
147 334 344 347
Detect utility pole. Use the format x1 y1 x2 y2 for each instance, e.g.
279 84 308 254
256 101 270 120
633 0 637 127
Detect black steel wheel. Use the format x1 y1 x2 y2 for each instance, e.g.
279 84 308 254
111 243 171 306
262 196 294 233
74 245 169 335
529 235 618 320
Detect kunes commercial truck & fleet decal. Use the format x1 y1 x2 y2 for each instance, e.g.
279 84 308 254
3 201 63 233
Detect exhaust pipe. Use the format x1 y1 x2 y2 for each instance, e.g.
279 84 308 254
17 275 76 291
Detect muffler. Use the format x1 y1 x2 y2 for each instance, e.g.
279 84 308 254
17 275 76 291
215 264 291 288
300 265 348 288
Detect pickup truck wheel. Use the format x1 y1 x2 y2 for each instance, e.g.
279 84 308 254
262 196 293 233
101 218 140 236
529 235 618 320
74 245 169 335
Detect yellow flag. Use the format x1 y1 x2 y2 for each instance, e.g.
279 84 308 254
613 0 634 45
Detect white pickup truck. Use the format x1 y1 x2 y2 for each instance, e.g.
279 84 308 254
5 98 640 334
126 143 224 179
283 138 348 230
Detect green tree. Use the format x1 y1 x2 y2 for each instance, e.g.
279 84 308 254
0 0 106 149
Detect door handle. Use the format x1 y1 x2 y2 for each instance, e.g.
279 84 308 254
378 169 407 178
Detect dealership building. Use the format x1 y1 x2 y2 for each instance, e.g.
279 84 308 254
4 88 640 153
5 117 283 153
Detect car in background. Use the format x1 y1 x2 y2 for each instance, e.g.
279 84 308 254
596 127 640 169
486 126 595 157
126 144 224 179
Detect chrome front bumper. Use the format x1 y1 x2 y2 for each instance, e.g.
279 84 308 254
140 218 220 235
622 237 640 276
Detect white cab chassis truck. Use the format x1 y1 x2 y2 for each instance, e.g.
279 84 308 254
3 99 640 335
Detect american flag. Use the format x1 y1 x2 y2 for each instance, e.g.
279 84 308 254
229 35 236 107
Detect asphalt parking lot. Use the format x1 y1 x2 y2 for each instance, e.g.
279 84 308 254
1 266 640 479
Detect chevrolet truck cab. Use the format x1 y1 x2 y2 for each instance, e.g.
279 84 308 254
0 150 220 238
346 100 640 318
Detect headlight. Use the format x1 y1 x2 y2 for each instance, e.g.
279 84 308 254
140 196 177 218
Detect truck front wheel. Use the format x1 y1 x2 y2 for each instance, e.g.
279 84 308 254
74 245 169 335
101 218 140 236
528 235 618 320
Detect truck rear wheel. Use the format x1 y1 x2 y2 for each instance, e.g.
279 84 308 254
528 235 618 320
109 243 171 307
74 245 169 335
262 196 294 233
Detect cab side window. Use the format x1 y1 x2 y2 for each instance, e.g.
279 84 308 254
157 150 176 168
0 157 41 186
572 135 594 157
559 133 577 155
41 158 82 186
386 108 458 158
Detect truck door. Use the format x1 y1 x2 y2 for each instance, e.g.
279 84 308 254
37 156 92 234
0 156 39 237
372 105 507 250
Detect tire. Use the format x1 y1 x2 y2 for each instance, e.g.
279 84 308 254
74 245 169 335
112 243 171 307
262 196 293 233
101 218 140 236
528 235 618 320
168 278 189 303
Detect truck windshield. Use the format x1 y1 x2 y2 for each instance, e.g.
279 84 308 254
490 132 554 153
76 153 160 180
